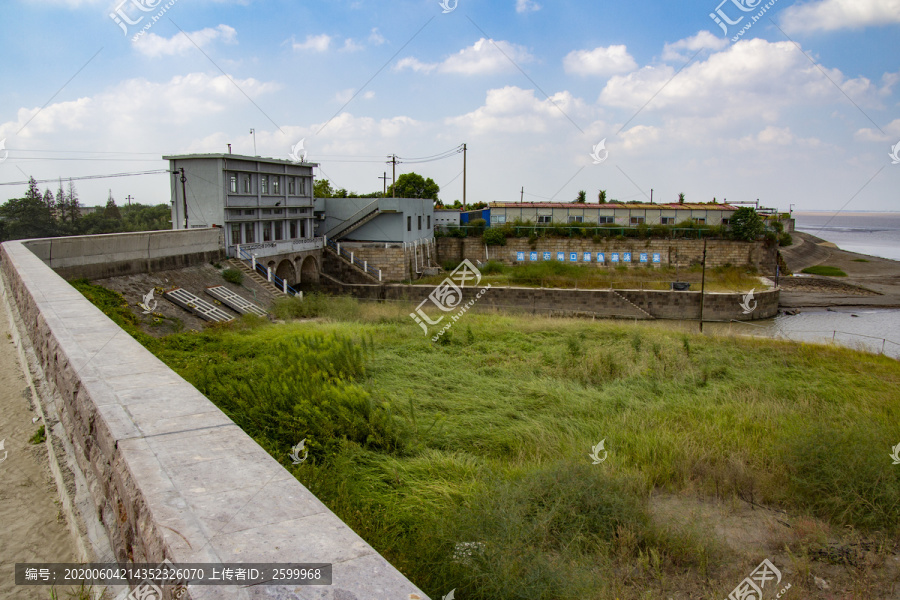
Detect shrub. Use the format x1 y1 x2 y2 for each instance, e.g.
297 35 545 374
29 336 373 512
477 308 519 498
778 232 793 247
222 268 244 285
482 228 507 246
480 260 505 275
729 207 765 241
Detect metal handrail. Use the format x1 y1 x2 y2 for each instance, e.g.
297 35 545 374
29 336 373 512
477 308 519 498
236 247 300 296
324 201 380 238
324 237 381 279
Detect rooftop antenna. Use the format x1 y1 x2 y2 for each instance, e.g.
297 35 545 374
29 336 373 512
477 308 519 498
227 143 232 154
249 129 257 156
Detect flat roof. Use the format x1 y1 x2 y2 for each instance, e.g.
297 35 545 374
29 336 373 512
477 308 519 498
489 202 738 210
163 153 318 167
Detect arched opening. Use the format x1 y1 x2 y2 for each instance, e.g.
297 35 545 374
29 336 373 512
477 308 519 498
275 259 296 286
298 255 319 289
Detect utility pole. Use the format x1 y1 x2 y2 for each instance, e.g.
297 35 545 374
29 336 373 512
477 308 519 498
650 188 653 204
250 128 257 156
125 194 134 206
462 143 467 210
378 172 389 197
387 155 397 197
520 186 524 202
179 167 188 230
699 238 707 332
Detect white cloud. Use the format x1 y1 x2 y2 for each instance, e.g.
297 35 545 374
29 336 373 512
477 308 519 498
395 38 533 75
447 86 587 134
342 38 364 52
368 28 385 46
516 0 541 13
854 119 900 142
781 0 900 33
662 31 728 62
133 25 236 58
599 38 886 121
563 45 637 77
293 34 332 52
335 89 376 103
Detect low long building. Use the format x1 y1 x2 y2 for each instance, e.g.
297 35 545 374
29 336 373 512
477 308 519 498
488 202 738 227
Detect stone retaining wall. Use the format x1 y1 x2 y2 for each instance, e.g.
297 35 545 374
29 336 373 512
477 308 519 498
438 237 778 273
0 237 427 600
320 278 779 322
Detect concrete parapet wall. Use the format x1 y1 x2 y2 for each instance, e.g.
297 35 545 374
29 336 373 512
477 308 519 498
22 228 226 280
320 278 779 322
0 238 427 600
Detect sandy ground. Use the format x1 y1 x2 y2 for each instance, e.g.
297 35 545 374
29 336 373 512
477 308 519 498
778 232 900 308
0 288 79 599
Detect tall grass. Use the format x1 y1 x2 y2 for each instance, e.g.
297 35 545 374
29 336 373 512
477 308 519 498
74 285 900 599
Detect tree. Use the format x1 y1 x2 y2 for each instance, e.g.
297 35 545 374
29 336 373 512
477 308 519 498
42 189 54 212
314 179 334 198
105 190 122 220
388 172 440 201
573 190 586 203
0 179 58 241
598 189 607 204
55 179 66 223
65 180 81 223
729 207 764 241
678 193 685 204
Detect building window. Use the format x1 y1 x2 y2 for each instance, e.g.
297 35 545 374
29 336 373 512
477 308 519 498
598 216 614 224
418 215 422 230
244 222 255 243
300 220 306 238
722 218 730 225
274 208 283 215
260 176 268 195
288 208 298 215
661 217 675 225
288 178 296 194
274 222 283 241
272 177 280 195
491 215 506 224
693 218 706 225
262 209 272 215
262 222 271 241
630 217 645 225
244 209 255 216
229 175 237 193
289 221 297 239
231 223 241 245
243 176 251 193
407 216 412 232
299 178 307 195
567 216 584 223
427 215 431 229
537 215 552 224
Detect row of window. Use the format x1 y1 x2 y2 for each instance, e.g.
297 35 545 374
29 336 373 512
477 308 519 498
228 173 310 196
230 220 312 244
406 215 431 232
227 208 309 219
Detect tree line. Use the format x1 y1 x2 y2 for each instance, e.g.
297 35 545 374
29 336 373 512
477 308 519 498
0 177 172 242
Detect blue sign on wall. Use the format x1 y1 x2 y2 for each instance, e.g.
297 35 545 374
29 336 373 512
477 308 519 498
611 253 620 263
543 251 551 261
623 252 632 262
557 252 565 261
530 251 538 261
639 253 648 263
516 251 525 261
652 253 661 263
570 252 578 262
583 252 592 262
597 252 605 263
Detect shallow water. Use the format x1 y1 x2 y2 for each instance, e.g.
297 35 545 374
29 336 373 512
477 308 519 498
794 212 900 261
703 308 900 359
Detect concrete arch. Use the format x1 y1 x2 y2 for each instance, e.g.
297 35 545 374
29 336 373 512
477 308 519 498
275 259 296 286
299 255 319 285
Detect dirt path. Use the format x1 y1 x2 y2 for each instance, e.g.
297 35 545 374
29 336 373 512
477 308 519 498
0 286 79 600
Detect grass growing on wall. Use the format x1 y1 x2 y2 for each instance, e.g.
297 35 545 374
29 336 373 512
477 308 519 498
73 286 900 599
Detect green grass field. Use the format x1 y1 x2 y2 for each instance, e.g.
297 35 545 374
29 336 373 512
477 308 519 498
801 265 848 277
74 283 900 599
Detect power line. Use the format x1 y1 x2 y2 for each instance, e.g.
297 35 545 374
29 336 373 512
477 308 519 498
0 169 170 186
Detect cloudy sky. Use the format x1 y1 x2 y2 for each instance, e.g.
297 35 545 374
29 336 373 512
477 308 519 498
1 0 898 211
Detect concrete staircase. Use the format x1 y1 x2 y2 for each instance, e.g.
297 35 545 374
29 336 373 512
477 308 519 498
226 258 288 298
324 201 381 240
610 289 655 319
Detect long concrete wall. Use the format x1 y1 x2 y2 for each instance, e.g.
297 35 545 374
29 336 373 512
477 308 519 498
322 278 780 322
0 238 428 600
22 228 226 280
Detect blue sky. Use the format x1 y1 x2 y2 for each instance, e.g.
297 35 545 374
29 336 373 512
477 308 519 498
1 0 898 212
